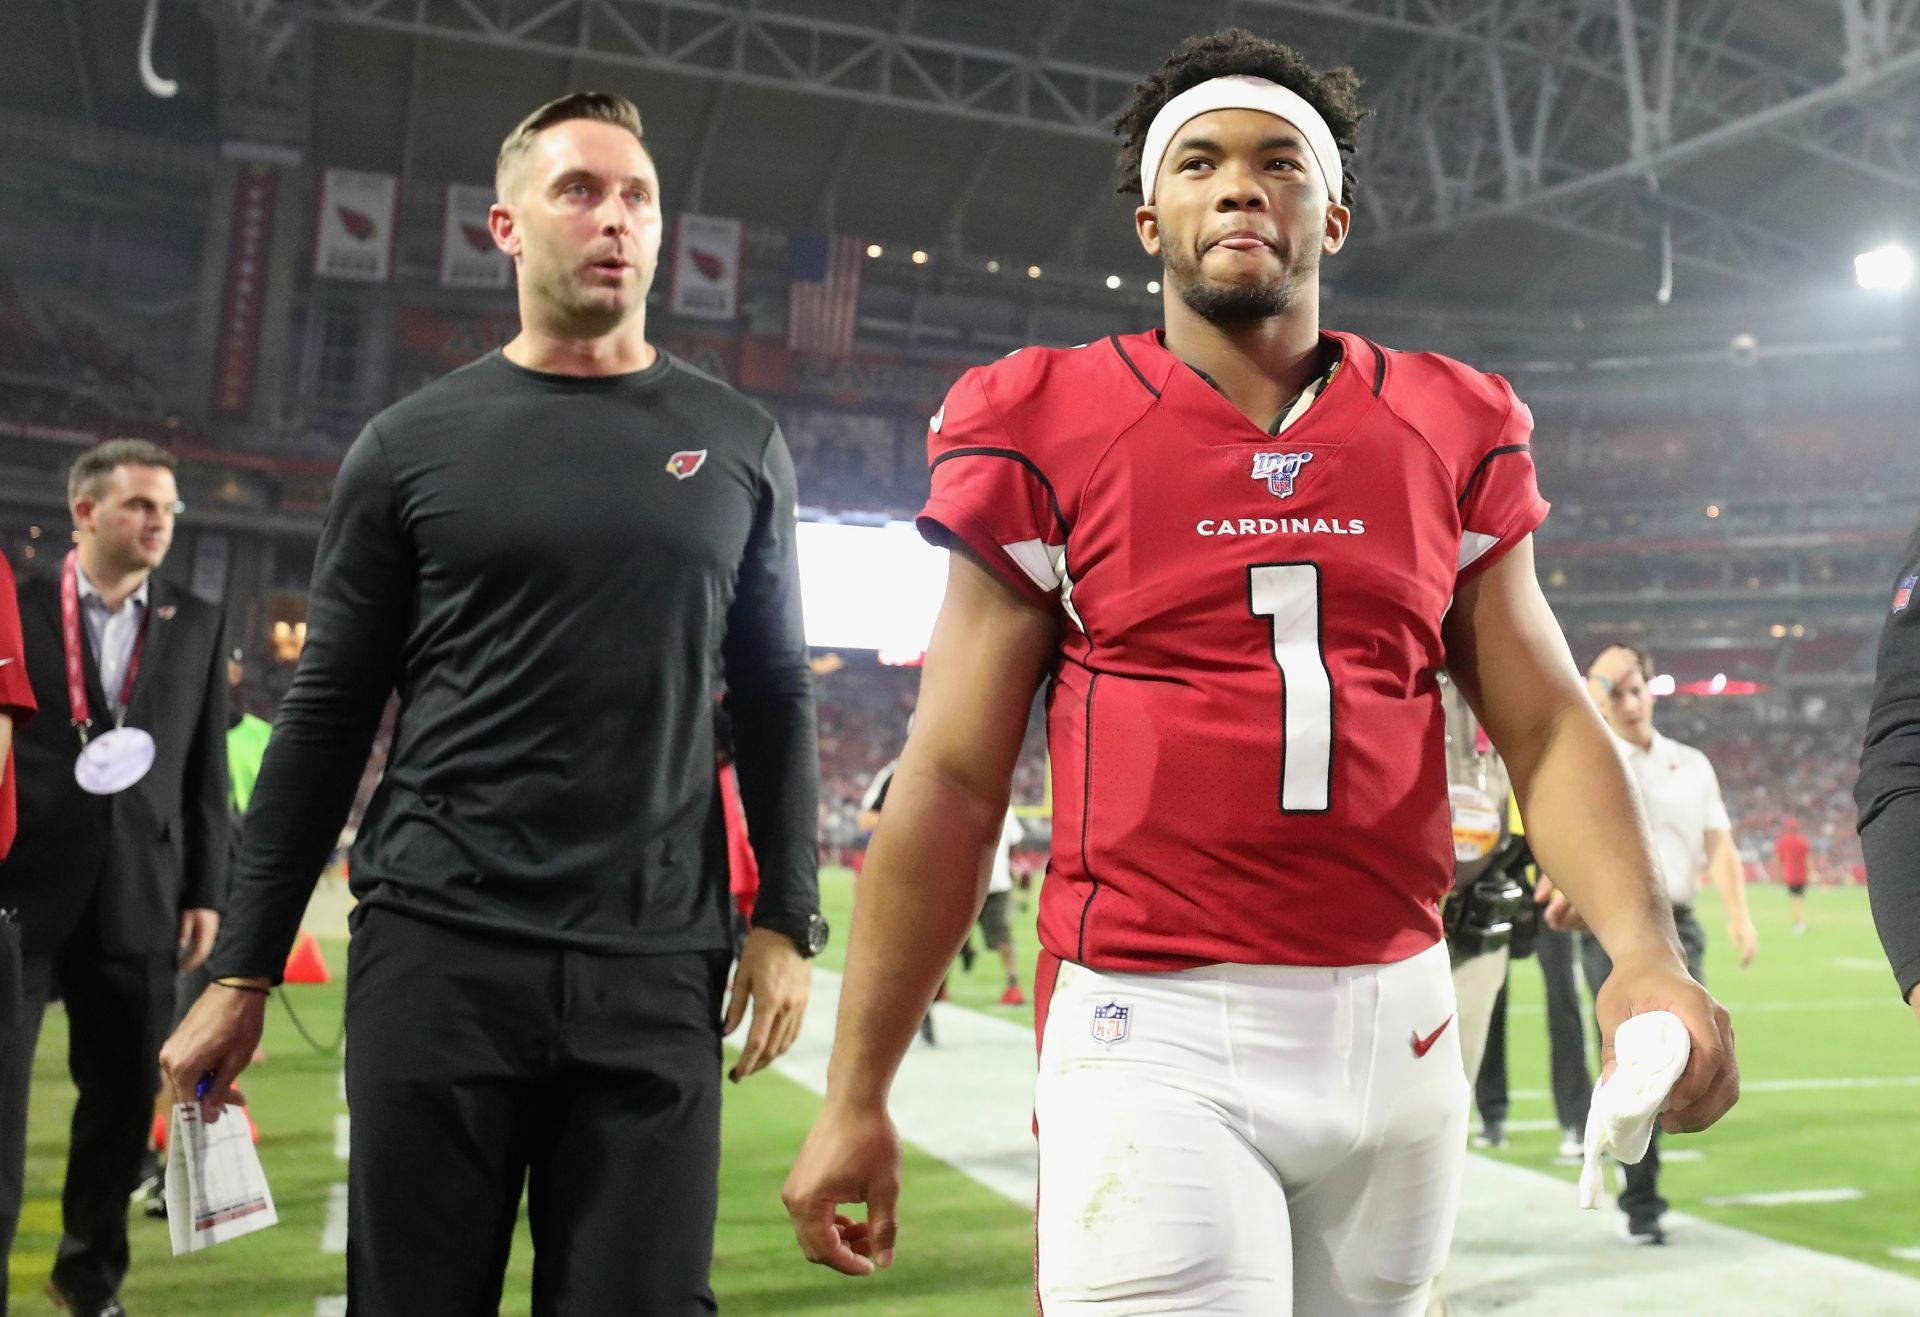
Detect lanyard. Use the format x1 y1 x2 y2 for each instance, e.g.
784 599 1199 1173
60 550 149 745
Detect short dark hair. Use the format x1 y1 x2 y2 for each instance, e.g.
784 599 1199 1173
496 91 646 199
68 439 176 505
1112 28 1371 210
1592 643 1654 680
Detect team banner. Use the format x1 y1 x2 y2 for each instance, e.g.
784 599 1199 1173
668 214 744 321
439 183 510 289
313 168 398 283
211 165 278 419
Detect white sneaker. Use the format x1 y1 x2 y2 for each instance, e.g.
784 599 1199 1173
1558 1127 1583 1159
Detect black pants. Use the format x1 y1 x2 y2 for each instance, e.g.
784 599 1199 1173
1579 906 1707 1225
344 907 730 1317
1474 976 1509 1126
1536 924 1592 1133
0 934 172 1310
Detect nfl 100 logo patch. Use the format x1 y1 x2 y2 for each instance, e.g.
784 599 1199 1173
1090 999 1132 1046
1896 575 1917 612
1251 451 1313 499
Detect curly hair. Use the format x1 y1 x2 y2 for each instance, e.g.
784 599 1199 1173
1113 29 1371 211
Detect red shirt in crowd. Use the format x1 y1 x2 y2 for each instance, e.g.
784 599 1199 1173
1776 827 1810 886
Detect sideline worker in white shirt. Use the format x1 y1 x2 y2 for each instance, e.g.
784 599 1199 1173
1575 643 1755 1246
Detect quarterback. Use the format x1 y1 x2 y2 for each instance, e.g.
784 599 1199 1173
784 29 1739 1315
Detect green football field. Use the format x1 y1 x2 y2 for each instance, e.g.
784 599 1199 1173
7 874 1914 1313
1477 879 1920 1278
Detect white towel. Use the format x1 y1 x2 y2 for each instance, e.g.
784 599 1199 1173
1579 1010 1692 1209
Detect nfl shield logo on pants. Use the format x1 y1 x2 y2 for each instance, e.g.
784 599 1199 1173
1090 1000 1131 1046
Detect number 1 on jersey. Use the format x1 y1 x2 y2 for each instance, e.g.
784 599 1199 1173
1248 564 1333 812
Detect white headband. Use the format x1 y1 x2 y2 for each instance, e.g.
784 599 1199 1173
1140 75 1343 207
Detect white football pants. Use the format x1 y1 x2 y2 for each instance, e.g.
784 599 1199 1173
1036 940 1468 1316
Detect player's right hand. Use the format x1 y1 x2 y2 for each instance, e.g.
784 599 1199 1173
158 982 268 1123
1594 951 1738 1135
782 1099 903 1276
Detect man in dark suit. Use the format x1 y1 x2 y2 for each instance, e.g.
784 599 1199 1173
1 439 228 1315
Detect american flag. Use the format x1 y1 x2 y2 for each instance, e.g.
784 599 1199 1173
787 231 864 356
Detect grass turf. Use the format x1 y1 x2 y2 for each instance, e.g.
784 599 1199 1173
6 901 1036 1314
1476 881 1920 1277
8 873 1913 1311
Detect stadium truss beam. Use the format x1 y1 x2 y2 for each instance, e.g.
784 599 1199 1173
943 0 1089 242
58 0 98 127
1363 0 1920 209
1344 0 1920 280
256 0 1919 279
203 0 313 150
810 0 919 231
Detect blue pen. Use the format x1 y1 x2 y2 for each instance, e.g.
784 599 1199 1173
194 1073 213 1101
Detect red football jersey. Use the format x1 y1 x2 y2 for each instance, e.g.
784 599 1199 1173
918 330 1548 970
719 762 761 917
0 552 35 860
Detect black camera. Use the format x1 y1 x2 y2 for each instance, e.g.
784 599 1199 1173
1443 835 1536 958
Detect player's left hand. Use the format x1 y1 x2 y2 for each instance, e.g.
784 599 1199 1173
1594 949 1738 1135
1728 913 1758 968
724 927 811 1083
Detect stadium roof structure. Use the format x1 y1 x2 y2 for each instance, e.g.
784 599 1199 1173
3 0 1917 318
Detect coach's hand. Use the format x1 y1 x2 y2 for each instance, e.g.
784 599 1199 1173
725 928 810 1083
1533 874 1590 933
1729 912 1758 969
1595 950 1738 1135
783 1100 902 1275
176 908 221 973
160 981 268 1122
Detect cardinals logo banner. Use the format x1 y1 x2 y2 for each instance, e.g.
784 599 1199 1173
440 183 510 289
668 214 743 321
314 169 399 283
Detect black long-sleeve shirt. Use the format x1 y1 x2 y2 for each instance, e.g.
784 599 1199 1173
1856 519 1920 1003
210 349 818 980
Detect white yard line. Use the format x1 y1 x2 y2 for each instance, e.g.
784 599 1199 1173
320 1069 351 1313
1509 1074 1920 1100
321 1182 349 1254
779 969 1920 1316
1702 1188 1865 1207
1740 1075 1920 1093
1507 996 1899 1015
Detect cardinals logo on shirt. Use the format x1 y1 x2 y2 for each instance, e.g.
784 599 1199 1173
1090 1000 1132 1046
665 450 708 480
1251 451 1313 499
